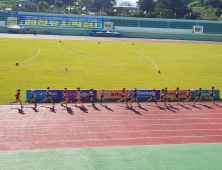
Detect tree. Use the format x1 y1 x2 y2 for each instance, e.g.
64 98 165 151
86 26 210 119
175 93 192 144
184 12 200 19
137 0 155 12
187 1 200 9
204 0 222 8
0 5 6 10
106 7 130 16
155 8 174 18
80 0 92 9
38 1 49 10
199 0 204 6
120 1 132 6
71 7 81 14
55 1 63 8
94 0 116 10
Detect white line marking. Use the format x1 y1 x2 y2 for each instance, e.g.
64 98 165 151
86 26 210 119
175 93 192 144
117 46 159 70
20 45 40 64
0 122 222 131
0 135 222 145
1 117 222 125
0 129 221 137
170 46 222 57
68 43 126 65
58 42 116 65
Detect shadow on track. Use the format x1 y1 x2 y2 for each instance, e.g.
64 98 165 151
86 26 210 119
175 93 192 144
165 105 177 113
126 106 142 115
168 104 180 111
26 106 39 112
215 103 222 108
138 104 148 111
201 104 215 110
41 106 56 113
190 104 202 110
103 105 114 112
177 103 191 110
66 107 74 115
18 108 25 115
93 104 101 111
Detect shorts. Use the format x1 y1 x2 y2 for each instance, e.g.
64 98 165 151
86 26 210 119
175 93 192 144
176 94 179 98
101 95 104 98
187 95 189 98
161 96 163 99
210 94 213 97
128 98 131 102
90 96 93 99
134 96 137 99
151 96 155 99
197 95 201 98
122 95 125 98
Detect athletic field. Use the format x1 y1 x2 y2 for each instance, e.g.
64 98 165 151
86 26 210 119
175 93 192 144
0 34 222 169
0 34 222 103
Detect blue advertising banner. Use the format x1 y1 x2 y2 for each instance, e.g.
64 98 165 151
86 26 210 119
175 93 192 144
20 15 103 28
26 90 63 100
129 89 160 99
0 11 18 14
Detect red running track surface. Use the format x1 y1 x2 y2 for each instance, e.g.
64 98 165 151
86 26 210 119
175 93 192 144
0 102 222 151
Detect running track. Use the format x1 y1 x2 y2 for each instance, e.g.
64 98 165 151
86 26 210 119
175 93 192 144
0 102 222 151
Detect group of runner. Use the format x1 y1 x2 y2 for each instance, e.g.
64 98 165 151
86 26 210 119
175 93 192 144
11 87 215 109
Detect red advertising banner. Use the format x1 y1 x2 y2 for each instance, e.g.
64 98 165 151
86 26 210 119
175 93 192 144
167 90 188 99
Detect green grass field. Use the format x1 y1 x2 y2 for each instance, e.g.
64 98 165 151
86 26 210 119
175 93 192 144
0 38 222 103
1 143 222 170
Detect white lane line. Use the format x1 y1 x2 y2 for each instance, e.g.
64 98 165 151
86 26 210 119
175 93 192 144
117 46 159 70
0 135 222 145
134 45 189 60
58 42 116 65
20 45 40 64
2 107 222 114
0 122 222 131
1 112 222 120
170 46 222 57
98 44 145 61
0 129 221 137
68 43 127 65
0 117 222 125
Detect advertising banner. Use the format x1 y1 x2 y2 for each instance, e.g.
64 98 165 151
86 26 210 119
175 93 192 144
129 89 160 99
20 15 103 28
64 90 97 100
7 17 17 25
104 22 114 30
167 90 187 99
191 89 220 99
26 90 63 100
97 90 129 99
0 11 18 14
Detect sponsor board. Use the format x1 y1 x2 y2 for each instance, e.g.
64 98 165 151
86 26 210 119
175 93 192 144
97 90 129 99
26 90 62 100
21 15 102 28
166 90 187 99
191 89 220 99
129 89 160 99
64 90 97 100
